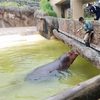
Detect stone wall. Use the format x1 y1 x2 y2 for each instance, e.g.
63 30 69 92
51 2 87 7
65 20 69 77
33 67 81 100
37 16 59 39
37 18 44 34
37 16 100 47
0 5 37 27
0 0 40 7
58 18 100 46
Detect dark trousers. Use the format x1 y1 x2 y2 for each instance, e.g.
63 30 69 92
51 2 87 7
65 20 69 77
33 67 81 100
84 30 94 46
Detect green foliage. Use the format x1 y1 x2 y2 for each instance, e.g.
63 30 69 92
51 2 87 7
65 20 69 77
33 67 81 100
46 10 57 17
84 8 93 19
0 2 25 7
40 0 57 17
84 17 93 20
40 0 52 11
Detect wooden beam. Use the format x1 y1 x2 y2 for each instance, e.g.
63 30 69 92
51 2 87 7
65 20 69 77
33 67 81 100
52 29 100 69
45 75 100 100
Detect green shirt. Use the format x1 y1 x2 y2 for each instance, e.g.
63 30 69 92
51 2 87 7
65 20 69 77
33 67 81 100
82 21 93 32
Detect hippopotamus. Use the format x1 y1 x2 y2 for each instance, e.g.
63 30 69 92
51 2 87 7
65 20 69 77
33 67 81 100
25 50 78 81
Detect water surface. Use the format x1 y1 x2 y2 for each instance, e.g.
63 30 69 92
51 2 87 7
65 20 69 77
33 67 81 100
0 35 100 100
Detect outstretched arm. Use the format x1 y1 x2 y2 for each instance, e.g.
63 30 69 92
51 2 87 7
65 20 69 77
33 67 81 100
77 27 83 33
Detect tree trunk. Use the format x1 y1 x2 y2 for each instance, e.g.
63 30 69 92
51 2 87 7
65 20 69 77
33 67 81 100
52 29 100 69
45 75 100 100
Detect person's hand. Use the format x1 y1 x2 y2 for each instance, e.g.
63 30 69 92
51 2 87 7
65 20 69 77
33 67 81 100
77 27 83 33
77 29 80 33
93 14 96 19
94 16 97 19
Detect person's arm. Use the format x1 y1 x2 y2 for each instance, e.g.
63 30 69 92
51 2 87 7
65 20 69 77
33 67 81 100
94 13 99 20
77 27 83 33
93 13 96 18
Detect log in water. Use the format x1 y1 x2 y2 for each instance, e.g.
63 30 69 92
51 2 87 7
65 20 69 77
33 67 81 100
46 75 100 100
53 29 100 69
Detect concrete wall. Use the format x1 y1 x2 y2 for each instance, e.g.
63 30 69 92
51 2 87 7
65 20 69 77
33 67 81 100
65 9 68 18
71 0 84 19
0 5 37 27
50 0 61 18
50 0 84 19
50 0 70 18
65 8 70 18
49 0 96 19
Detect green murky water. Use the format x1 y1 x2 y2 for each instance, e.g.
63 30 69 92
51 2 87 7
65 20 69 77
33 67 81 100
0 35 100 100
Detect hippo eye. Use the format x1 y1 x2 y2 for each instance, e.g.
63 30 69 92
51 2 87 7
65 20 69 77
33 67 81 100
63 57 70 63
66 57 70 61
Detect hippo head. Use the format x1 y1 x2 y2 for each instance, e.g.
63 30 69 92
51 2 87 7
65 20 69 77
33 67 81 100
67 50 78 64
59 50 78 69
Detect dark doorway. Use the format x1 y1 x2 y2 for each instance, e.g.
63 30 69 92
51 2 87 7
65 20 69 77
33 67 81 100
61 2 70 18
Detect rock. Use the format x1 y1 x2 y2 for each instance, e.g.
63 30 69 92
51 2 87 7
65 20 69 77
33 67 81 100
0 5 37 27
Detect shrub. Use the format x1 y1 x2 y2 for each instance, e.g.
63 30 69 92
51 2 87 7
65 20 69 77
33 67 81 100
46 10 57 17
40 0 57 17
0 2 25 7
40 0 52 11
